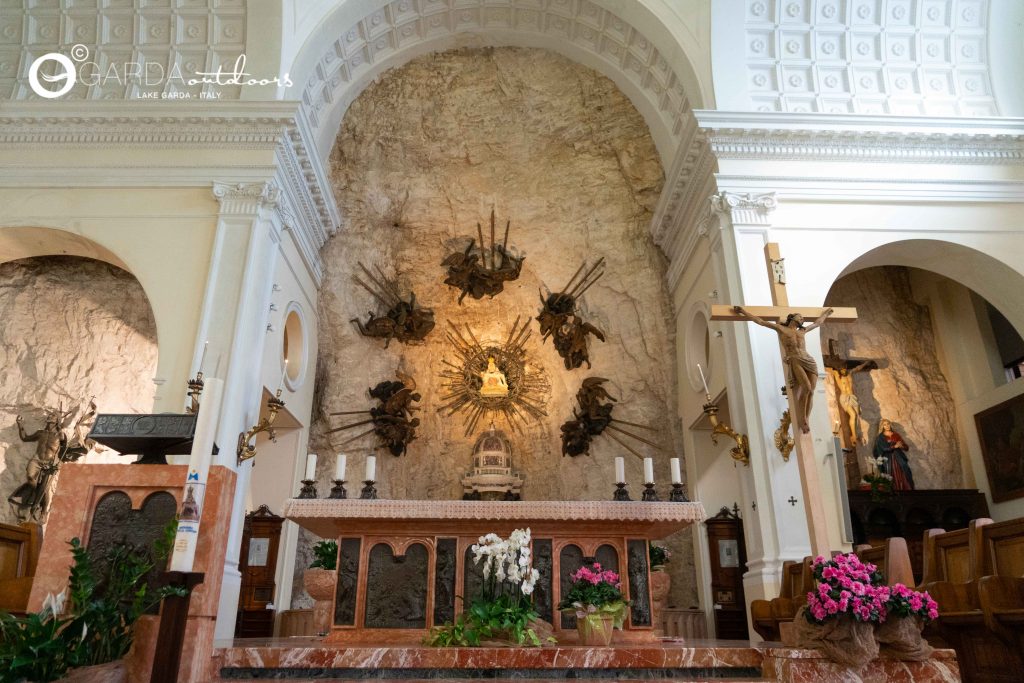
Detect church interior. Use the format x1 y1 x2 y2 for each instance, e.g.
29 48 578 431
1 1 1023 681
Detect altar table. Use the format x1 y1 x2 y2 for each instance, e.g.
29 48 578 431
284 499 705 643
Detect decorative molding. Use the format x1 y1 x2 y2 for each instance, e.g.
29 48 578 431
0 101 340 284
297 0 695 164
695 111 1024 165
728 0 998 117
709 191 778 226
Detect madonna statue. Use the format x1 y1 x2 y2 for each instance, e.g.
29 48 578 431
873 418 916 490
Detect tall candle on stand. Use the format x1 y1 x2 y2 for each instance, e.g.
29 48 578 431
697 363 710 396
304 453 317 481
169 377 223 573
670 457 682 484
365 455 377 482
614 456 625 484
335 453 347 481
643 457 654 484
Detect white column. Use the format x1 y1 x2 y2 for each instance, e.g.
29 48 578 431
195 180 284 639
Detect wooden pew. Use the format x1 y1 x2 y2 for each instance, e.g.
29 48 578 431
0 522 42 616
977 518 1024 653
854 537 915 587
750 557 813 641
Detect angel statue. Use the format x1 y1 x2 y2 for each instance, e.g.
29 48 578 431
7 399 98 522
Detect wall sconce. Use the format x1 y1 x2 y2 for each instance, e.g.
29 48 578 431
774 409 794 462
702 396 750 466
237 390 286 465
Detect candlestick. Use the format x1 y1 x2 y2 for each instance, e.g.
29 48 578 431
670 457 682 485
335 453 347 482
297 480 318 499
643 457 654 484
669 483 689 502
612 482 631 501
697 363 710 395
614 456 625 483
169 377 223 573
360 480 378 499
641 482 659 502
365 455 376 482
329 480 347 499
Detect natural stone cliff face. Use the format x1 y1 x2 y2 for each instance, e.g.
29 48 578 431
294 48 697 610
822 266 963 489
0 256 159 525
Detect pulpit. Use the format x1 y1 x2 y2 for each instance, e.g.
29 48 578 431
284 499 705 643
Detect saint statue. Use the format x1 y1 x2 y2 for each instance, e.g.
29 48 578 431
873 418 915 490
733 307 834 433
826 360 876 445
479 356 509 398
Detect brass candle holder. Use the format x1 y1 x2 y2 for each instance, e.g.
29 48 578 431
669 483 689 502
612 482 631 501
237 390 286 465
329 479 348 499
296 479 318 499
186 372 204 414
702 394 750 466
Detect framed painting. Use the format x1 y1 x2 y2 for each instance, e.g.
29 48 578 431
975 393 1024 503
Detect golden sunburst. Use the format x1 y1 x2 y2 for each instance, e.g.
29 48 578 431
438 317 550 436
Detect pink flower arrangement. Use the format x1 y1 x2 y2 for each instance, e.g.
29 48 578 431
570 563 622 590
884 583 940 622
804 553 940 626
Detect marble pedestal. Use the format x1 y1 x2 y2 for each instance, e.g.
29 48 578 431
763 647 960 682
28 463 235 683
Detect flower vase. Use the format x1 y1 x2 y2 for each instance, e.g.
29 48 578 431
875 616 934 661
577 612 615 646
59 660 127 683
303 568 337 636
792 606 879 669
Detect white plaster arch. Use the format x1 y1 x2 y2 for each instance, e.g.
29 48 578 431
283 0 710 167
712 0 1012 117
833 238 1024 337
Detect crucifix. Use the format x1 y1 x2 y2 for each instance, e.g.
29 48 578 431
823 339 882 448
710 243 858 556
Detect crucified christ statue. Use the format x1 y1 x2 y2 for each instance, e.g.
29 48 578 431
732 306 834 434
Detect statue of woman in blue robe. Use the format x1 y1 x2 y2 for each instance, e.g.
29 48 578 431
873 418 915 490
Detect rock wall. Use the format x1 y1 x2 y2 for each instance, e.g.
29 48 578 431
822 266 963 489
294 47 697 610
0 256 159 525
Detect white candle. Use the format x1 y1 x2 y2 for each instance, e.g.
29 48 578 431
304 452 317 481
614 456 625 484
169 377 223 573
197 340 209 375
278 359 289 392
643 457 654 484
365 455 377 482
335 453 347 481
670 457 682 485
697 363 710 395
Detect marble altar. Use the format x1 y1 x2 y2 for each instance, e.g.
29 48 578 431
283 499 705 643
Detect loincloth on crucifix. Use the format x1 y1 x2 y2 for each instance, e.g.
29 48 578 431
785 349 818 387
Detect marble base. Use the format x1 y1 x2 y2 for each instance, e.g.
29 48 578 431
212 640 767 680
764 646 960 682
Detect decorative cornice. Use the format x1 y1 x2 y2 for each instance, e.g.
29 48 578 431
0 101 339 283
709 191 778 227
694 111 1024 166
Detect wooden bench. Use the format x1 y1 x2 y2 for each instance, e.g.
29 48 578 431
854 536 915 587
750 557 813 641
977 518 1024 654
0 522 42 616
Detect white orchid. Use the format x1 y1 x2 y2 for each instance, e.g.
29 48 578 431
41 590 67 618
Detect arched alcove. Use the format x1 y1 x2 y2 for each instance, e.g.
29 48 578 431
0 252 159 524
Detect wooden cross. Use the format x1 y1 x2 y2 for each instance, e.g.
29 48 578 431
710 243 858 556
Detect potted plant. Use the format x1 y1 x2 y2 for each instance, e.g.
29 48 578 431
558 563 628 646
875 583 939 660
793 553 886 668
0 525 182 682
426 528 547 647
648 542 671 571
304 540 338 636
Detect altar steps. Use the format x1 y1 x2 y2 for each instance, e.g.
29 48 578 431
211 639 771 681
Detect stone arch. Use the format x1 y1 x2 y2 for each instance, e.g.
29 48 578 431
285 0 707 166
835 238 1024 337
